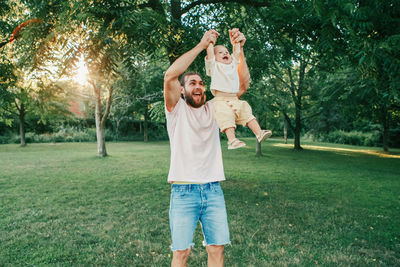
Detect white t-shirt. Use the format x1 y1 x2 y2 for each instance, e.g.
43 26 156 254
205 56 240 95
165 98 225 183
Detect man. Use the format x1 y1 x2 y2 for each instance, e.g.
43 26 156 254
164 28 249 267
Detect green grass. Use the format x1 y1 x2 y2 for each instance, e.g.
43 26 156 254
1 139 399 266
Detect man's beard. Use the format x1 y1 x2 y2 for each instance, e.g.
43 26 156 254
184 91 206 108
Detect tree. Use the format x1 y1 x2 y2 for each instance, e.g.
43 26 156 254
32 0 151 156
0 0 70 146
0 57 16 129
233 1 343 150
313 0 400 151
111 55 165 142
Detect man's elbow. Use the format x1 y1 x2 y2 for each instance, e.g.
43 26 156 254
240 78 250 91
164 71 175 84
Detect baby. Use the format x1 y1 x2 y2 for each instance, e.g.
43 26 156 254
205 29 272 149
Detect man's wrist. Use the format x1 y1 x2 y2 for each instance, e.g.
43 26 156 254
197 42 208 51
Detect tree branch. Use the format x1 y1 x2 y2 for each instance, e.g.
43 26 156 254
276 102 294 132
14 99 21 112
287 67 299 106
270 61 292 89
181 0 271 16
271 72 291 91
101 85 113 126
297 60 306 102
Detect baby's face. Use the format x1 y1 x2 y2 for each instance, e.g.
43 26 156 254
214 45 232 64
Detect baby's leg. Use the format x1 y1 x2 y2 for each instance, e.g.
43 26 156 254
247 119 272 143
214 98 246 149
225 127 246 149
225 127 237 142
247 119 261 136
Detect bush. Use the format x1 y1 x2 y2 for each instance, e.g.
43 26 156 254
1 127 97 144
0 135 12 144
311 130 381 147
0 123 169 144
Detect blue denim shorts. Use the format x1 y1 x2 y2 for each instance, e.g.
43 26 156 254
169 182 230 251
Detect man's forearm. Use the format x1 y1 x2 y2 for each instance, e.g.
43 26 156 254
165 44 205 81
164 43 206 111
164 30 218 111
165 29 218 81
237 47 250 99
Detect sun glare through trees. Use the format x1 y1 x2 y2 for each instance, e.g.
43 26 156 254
73 55 89 85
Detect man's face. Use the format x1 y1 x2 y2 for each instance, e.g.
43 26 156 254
182 74 206 108
214 45 232 64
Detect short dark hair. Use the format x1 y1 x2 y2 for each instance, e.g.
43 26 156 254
179 72 202 87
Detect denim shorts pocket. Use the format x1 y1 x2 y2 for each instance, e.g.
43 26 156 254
171 188 188 199
211 183 223 194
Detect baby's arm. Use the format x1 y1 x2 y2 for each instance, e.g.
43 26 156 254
232 41 240 60
206 43 215 60
205 42 215 77
230 29 241 60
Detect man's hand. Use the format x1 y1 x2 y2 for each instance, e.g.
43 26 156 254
199 29 219 49
164 29 219 112
229 28 246 47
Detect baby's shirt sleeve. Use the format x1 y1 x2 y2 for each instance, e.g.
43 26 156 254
205 56 215 77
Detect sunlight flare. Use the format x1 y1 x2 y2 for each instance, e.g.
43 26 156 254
73 56 89 85
273 143 400 158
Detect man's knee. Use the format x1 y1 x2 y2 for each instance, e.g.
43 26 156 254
206 245 224 258
172 248 191 264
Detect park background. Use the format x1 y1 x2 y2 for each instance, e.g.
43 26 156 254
1 0 399 266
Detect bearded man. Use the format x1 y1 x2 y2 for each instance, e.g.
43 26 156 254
163 28 249 267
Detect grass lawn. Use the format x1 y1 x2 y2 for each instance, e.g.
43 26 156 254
1 139 399 266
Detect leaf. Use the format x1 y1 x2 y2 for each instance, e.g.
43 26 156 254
359 55 366 65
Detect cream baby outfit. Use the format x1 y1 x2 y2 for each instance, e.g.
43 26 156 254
205 56 255 132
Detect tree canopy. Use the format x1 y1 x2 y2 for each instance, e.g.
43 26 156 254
0 0 399 152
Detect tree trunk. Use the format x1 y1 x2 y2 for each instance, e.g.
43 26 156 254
19 103 26 147
143 108 149 142
283 118 288 144
115 119 120 140
294 127 301 150
294 106 302 150
94 83 107 157
96 118 107 157
255 140 262 157
382 106 389 152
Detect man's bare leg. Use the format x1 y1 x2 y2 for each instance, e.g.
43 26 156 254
171 249 190 267
206 245 224 267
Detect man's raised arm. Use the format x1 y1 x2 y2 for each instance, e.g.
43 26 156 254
229 28 250 99
164 30 219 112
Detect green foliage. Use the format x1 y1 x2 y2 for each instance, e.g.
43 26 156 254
0 121 169 144
1 0 399 151
149 101 165 123
308 130 381 147
7 127 97 144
